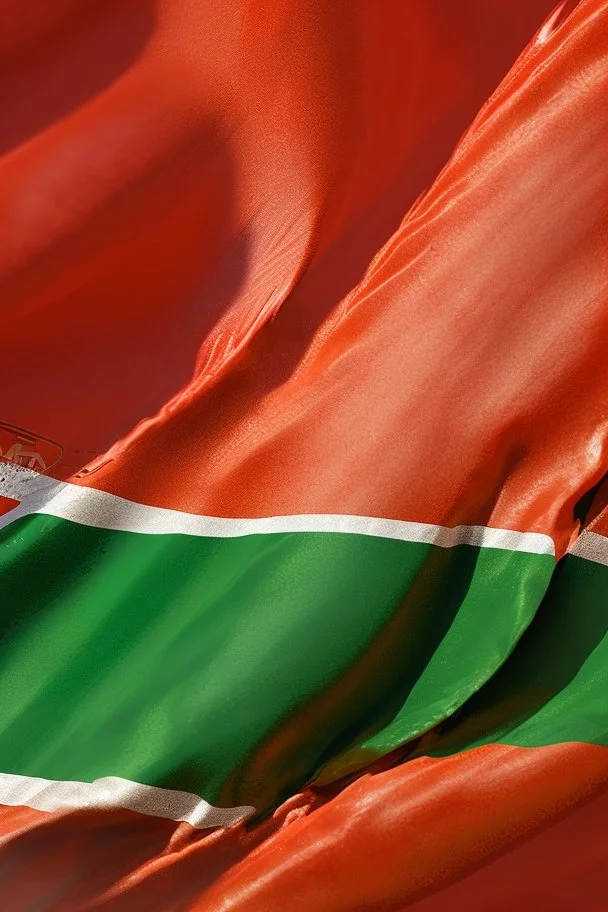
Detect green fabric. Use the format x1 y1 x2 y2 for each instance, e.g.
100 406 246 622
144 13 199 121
0 512 551 810
427 554 608 757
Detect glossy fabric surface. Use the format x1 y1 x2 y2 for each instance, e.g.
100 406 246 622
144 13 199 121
1 742 606 910
60 0 607 558
1 0 607 909
0 512 552 810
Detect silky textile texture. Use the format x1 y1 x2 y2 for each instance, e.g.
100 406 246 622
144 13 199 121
0 0 607 909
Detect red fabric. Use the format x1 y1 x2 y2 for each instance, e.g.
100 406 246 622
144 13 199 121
3 1 605 561
0 744 606 910
1 0 567 478
195 743 608 912
69 0 608 564
407 786 608 912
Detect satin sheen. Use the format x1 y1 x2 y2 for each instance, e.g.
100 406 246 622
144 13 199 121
1 0 607 910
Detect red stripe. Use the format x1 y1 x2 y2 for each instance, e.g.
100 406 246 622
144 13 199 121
3 1 593 545
406 787 608 912
56 0 607 560
195 743 608 912
0 744 606 910
0 790 324 910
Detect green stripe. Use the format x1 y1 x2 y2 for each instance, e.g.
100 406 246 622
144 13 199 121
426 553 608 757
0 513 552 811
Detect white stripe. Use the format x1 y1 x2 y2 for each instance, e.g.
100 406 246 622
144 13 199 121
569 530 608 567
0 771 254 829
0 462 554 555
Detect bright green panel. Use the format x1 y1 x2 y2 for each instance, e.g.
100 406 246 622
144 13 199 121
428 554 608 757
0 514 552 811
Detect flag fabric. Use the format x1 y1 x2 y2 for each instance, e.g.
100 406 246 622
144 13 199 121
0 0 607 909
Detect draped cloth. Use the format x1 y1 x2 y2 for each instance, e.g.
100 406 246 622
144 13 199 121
0 1 607 909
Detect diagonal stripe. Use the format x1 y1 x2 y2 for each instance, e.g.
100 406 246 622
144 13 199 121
0 771 254 830
0 463 555 555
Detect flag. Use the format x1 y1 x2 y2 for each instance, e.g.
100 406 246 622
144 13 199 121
0 0 607 908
